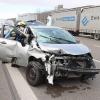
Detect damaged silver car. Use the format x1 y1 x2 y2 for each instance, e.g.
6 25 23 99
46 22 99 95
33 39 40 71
0 25 100 86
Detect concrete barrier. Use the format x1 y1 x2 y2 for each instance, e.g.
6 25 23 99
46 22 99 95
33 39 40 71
3 63 38 100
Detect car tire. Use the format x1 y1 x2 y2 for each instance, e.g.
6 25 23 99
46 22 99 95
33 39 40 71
26 61 43 86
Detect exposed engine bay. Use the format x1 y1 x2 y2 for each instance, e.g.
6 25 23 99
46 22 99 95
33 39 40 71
44 53 98 84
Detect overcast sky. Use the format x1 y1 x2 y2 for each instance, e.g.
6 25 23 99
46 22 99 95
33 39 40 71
0 0 100 19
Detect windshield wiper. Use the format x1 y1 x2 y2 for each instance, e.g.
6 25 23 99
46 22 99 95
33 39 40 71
39 35 61 43
49 36 76 44
39 35 50 39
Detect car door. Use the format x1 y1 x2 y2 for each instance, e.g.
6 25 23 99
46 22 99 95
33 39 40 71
0 38 17 62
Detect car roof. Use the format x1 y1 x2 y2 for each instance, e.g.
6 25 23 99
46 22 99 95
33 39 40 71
29 25 63 30
26 20 45 26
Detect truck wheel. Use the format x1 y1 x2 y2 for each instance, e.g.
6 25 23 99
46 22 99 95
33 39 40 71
26 61 43 86
94 34 100 40
91 34 94 39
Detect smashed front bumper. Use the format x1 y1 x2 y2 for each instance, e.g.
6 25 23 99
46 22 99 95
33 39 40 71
45 54 100 84
57 67 100 75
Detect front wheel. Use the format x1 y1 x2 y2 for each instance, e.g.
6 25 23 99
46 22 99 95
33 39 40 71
26 61 43 86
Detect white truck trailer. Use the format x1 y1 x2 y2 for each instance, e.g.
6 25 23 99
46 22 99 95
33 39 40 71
52 8 80 36
80 6 100 40
52 6 100 40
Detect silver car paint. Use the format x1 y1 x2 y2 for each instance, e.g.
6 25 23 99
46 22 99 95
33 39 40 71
0 38 90 66
0 38 46 66
39 43 90 55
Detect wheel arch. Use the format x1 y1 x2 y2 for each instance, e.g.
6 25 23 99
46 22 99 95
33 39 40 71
28 56 45 69
28 56 43 62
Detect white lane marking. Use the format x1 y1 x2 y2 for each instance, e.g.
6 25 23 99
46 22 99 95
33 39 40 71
94 45 100 48
94 59 100 63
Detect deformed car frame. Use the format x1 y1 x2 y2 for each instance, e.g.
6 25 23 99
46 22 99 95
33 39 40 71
0 25 100 86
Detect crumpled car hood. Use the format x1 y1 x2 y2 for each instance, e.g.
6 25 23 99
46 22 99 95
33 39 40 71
39 43 90 55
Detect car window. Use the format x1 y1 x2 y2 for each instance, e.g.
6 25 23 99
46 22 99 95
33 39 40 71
4 25 13 38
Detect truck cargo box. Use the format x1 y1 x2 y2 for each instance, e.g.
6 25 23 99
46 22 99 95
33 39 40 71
52 9 77 32
80 6 100 39
80 6 100 33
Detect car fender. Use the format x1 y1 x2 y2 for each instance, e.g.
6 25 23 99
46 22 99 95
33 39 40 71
27 47 46 62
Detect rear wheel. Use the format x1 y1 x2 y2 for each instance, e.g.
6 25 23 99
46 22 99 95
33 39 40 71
11 57 20 68
26 61 43 86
